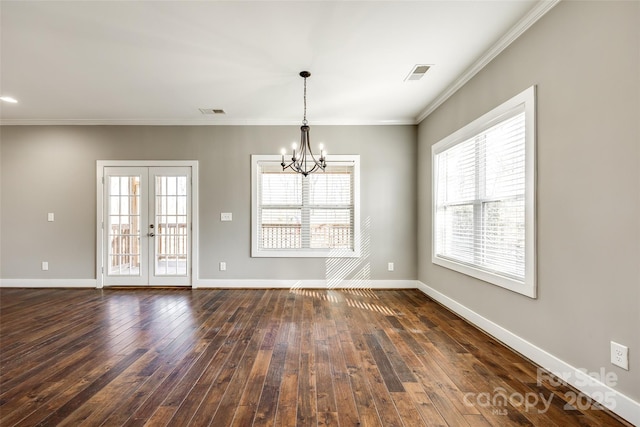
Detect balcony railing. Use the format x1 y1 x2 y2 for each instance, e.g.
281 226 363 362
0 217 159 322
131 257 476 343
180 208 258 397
156 223 188 260
110 224 138 269
110 223 187 268
261 224 352 249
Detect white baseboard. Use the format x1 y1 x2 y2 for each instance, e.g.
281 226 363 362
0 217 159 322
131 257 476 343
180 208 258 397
0 278 415 290
417 281 639 426
0 279 98 288
193 279 417 289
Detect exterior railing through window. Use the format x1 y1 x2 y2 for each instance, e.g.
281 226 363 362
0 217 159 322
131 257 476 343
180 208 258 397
261 224 351 249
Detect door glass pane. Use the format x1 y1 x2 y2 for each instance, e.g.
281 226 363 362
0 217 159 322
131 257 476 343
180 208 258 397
107 176 141 276
155 175 188 276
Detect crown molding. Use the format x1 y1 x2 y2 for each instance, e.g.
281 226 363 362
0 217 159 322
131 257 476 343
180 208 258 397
0 118 416 126
416 0 561 123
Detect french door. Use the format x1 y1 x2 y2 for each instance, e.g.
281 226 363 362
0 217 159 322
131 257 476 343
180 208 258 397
100 165 193 286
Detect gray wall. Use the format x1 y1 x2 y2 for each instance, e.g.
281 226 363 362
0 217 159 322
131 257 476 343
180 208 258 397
0 125 417 281
417 1 639 400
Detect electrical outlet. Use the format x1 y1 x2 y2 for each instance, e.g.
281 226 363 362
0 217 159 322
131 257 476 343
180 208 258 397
219 262 227 271
610 341 629 370
388 262 394 272
47 212 55 222
42 261 49 271
220 212 232 222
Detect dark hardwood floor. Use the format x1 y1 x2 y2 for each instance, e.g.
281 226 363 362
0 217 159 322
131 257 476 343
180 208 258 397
0 288 631 426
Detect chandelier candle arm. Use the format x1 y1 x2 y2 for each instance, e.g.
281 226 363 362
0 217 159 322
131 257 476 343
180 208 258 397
281 71 327 177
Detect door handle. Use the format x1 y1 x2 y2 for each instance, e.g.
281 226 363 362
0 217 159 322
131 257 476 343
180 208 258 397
148 232 155 237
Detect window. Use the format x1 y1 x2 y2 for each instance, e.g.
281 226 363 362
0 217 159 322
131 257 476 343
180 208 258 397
432 86 536 297
252 155 360 257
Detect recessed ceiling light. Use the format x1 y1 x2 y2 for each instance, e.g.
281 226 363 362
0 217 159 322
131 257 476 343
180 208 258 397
0 96 18 103
404 64 432 82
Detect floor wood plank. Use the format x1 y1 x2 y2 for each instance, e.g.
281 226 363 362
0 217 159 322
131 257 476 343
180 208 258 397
0 288 633 427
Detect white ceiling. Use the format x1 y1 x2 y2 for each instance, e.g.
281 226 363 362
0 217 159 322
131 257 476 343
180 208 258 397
0 1 555 126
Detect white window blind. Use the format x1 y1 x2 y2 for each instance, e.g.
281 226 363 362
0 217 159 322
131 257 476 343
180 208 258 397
258 164 303 249
252 155 360 258
432 86 536 297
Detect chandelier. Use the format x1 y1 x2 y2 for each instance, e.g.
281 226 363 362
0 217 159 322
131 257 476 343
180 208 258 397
281 71 326 176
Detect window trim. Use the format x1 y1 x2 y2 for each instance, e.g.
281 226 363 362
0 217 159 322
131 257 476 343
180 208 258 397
431 86 536 298
251 154 360 258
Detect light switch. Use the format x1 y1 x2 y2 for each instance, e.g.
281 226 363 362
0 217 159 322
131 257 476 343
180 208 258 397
221 212 232 221
47 213 55 222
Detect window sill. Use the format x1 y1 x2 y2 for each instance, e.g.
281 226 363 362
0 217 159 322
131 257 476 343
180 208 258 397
432 255 536 298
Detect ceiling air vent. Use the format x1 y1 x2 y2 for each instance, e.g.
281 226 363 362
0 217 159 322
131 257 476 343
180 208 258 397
199 108 226 115
404 64 431 81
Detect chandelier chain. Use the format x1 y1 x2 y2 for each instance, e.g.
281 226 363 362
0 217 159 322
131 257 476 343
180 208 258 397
303 76 308 125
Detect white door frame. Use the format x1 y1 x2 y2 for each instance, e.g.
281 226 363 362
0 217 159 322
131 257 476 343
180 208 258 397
96 160 199 288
